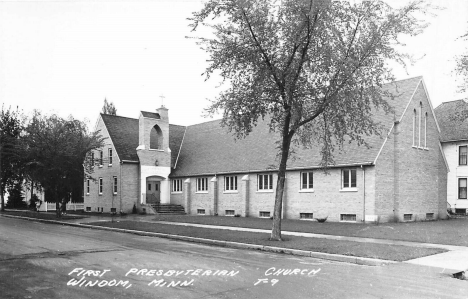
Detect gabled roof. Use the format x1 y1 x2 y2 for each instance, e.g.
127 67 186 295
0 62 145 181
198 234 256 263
171 76 423 177
141 111 160 119
434 99 468 142
100 114 185 166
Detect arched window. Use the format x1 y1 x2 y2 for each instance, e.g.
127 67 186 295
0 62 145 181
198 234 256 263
424 112 428 148
413 109 417 147
150 125 163 150
419 102 422 147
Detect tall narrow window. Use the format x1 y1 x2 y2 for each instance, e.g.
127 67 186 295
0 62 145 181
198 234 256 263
342 169 357 189
419 102 422 147
172 179 183 192
99 178 103 194
424 112 427 148
91 152 95 168
459 178 467 199
301 172 313 190
99 150 103 166
108 148 113 165
196 177 208 192
460 146 467 165
86 179 90 195
113 176 118 194
413 109 417 147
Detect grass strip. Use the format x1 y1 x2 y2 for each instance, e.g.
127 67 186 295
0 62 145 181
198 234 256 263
151 215 468 247
1 210 85 220
89 220 446 262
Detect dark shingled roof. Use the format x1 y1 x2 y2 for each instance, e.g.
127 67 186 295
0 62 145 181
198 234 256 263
435 99 468 142
141 111 160 119
101 114 186 166
171 77 423 177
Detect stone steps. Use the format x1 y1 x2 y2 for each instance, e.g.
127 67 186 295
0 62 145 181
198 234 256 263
150 204 186 215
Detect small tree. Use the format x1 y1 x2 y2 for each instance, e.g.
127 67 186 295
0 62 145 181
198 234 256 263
0 105 25 211
189 0 433 240
5 181 27 209
102 98 117 115
23 112 105 218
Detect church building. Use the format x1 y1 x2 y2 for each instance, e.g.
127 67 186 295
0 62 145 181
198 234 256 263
84 77 448 222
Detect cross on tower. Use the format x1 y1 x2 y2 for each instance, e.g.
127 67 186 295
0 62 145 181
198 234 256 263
159 94 166 107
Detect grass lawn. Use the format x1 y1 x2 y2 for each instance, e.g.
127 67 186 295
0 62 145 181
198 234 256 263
1 210 85 220
151 214 468 246
89 220 445 262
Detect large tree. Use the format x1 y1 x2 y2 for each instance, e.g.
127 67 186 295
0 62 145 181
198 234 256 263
0 105 25 211
23 112 105 217
189 0 432 240
102 98 117 115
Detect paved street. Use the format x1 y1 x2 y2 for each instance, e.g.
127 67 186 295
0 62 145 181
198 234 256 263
1 216 468 299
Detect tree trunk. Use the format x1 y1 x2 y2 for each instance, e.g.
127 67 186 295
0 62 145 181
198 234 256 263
55 187 61 218
270 110 294 241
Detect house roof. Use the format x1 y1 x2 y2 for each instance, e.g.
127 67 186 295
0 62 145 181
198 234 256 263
434 99 468 142
100 114 186 166
171 76 423 177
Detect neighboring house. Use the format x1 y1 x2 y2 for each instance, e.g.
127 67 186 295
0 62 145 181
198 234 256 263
85 76 448 222
435 99 468 214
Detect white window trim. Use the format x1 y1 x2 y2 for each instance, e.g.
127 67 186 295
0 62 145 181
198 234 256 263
113 176 118 195
300 171 314 191
86 179 90 195
171 179 183 194
341 169 357 189
257 174 273 191
196 177 209 192
459 145 468 166
108 148 113 166
224 176 238 192
98 177 103 195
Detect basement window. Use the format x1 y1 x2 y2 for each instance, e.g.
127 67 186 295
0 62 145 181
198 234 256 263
300 213 313 220
426 213 434 220
197 209 205 215
259 211 270 218
340 214 356 222
404 214 413 221
225 210 235 216
86 207 91 212
455 209 466 215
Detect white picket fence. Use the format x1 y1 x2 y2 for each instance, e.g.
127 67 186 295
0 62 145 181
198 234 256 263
45 203 84 211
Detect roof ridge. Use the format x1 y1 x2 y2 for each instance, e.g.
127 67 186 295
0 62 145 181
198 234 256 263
384 75 422 85
100 113 137 121
435 99 467 110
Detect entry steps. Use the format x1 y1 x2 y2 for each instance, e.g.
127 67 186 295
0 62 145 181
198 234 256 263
150 204 186 215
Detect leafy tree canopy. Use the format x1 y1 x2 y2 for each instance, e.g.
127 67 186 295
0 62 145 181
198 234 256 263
22 112 105 217
102 98 117 115
189 0 434 240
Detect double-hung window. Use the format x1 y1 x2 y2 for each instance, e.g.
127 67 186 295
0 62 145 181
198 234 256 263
108 148 113 166
99 150 103 167
460 146 467 166
172 179 183 192
91 152 95 168
224 176 238 191
99 177 103 195
301 171 313 190
86 179 90 195
258 174 273 191
196 177 208 192
460 178 467 199
113 176 118 194
342 169 357 189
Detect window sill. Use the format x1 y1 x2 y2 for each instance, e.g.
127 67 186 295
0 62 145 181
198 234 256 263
195 191 208 194
223 190 238 194
257 190 274 193
108 164 112 167
412 146 429 151
98 165 103 168
113 193 117 195
339 188 358 192
149 149 164 152
340 220 357 223
299 189 314 193
171 191 183 194
98 193 103 196
299 218 315 221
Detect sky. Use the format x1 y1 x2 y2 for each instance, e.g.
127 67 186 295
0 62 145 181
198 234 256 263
1 0 467 128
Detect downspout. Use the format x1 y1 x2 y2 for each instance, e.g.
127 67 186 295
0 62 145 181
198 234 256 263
361 165 365 223
120 161 123 212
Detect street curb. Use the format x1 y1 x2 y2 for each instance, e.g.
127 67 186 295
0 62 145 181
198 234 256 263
0 214 396 266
